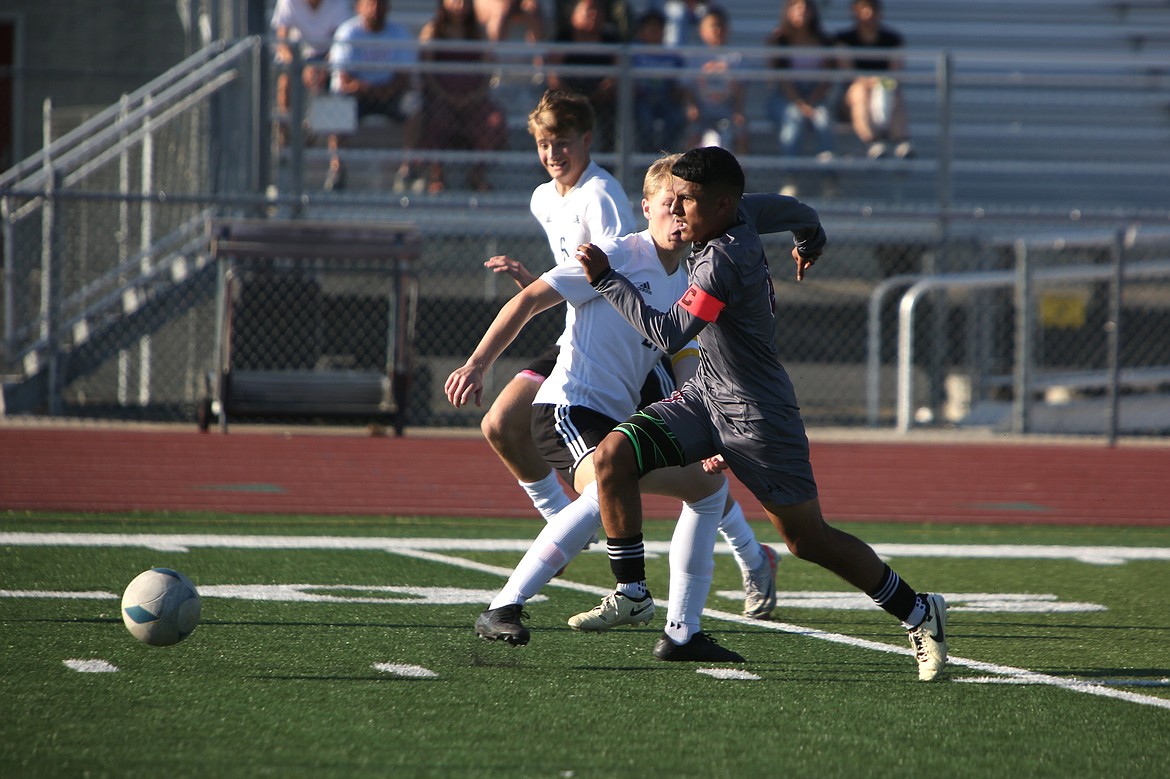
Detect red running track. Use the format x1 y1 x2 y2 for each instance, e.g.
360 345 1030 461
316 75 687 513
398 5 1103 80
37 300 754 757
1 427 1168 525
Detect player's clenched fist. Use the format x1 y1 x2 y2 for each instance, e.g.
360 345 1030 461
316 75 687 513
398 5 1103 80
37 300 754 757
574 243 611 285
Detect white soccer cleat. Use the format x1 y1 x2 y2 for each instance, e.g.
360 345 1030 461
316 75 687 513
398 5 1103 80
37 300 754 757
567 593 655 632
908 592 948 681
742 544 779 619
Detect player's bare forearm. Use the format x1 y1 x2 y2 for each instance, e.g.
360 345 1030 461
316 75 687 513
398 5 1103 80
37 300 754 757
446 280 564 407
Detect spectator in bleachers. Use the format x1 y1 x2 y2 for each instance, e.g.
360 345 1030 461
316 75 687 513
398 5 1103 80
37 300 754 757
766 0 835 159
553 0 632 41
835 0 913 159
631 8 687 152
475 1 548 116
766 0 836 196
660 0 708 48
418 0 509 193
326 0 421 191
476 0 547 43
683 6 748 154
546 0 621 151
270 0 353 144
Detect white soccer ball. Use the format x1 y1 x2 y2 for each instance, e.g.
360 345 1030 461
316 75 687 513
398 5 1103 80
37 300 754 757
120 568 202 646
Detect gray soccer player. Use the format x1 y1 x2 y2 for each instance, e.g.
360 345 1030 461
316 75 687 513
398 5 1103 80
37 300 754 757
574 146 947 680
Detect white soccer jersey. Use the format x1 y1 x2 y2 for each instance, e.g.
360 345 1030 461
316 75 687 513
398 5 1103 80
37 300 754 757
528 160 636 351
535 231 688 421
270 0 353 59
528 161 636 267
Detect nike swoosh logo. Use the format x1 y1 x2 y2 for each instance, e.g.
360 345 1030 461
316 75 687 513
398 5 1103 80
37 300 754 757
629 603 653 618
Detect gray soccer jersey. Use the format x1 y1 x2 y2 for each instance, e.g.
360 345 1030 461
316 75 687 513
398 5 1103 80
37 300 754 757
593 194 824 417
590 194 827 504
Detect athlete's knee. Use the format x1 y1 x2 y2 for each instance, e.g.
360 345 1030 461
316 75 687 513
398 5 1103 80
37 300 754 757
767 500 832 563
481 400 527 452
781 531 828 564
593 432 638 487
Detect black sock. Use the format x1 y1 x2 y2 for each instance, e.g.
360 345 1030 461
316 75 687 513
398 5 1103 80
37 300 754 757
607 534 645 589
867 564 920 625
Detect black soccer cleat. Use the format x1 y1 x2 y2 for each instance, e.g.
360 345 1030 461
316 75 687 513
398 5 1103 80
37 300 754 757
652 632 745 663
475 604 531 646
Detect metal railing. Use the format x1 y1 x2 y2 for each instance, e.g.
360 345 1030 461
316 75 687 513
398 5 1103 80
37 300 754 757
892 229 1170 437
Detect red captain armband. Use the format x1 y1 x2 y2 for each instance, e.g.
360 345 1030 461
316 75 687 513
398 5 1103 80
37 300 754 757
678 284 725 322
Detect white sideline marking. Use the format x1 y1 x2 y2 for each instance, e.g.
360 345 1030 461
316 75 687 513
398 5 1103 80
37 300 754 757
64 659 119 673
3 532 1170 566
713 590 1106 614
373 663 438 678
2 586 549 607
958 676 1170 688
2 590 117 599
697 668 760 681
197 584 548 606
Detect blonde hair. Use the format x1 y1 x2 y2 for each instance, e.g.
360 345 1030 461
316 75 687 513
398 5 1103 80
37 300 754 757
642 153 682 199
527 90 595 137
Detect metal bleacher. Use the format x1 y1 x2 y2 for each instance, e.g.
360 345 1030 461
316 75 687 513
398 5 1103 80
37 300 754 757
314 0 1170 216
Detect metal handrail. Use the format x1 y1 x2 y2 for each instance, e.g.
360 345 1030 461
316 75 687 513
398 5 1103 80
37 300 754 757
0 39 258 192
3 37 258 197
895 257 1170 433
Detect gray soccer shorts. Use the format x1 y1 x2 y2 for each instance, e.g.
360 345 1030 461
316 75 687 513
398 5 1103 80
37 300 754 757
618 384 818 507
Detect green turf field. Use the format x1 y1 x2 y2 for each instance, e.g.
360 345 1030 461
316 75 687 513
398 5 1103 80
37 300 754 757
3 512 1169 778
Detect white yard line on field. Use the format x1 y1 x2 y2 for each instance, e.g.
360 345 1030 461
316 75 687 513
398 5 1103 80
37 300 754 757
63 659 119 673
3 533 1170 565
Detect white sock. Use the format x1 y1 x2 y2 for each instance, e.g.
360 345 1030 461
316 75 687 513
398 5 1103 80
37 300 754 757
519 470 572 522
719 500 764 573
666 480 727 635
488 482 600 610
665 618 696 645
616 581 649 599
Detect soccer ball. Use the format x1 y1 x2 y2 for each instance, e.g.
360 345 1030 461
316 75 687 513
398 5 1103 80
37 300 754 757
120 568 202 646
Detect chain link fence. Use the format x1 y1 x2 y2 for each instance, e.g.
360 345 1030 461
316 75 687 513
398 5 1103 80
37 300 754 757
3 36 1170 436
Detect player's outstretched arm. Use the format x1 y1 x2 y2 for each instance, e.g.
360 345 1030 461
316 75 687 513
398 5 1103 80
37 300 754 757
444 280 563 408
742 193 827 279
578 243 707 355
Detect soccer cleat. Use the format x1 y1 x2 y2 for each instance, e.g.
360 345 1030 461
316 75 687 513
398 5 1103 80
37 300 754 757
742 544 780 619
653 632 745 663
567 593 655 632
475 604 530 646
908 593 948 681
